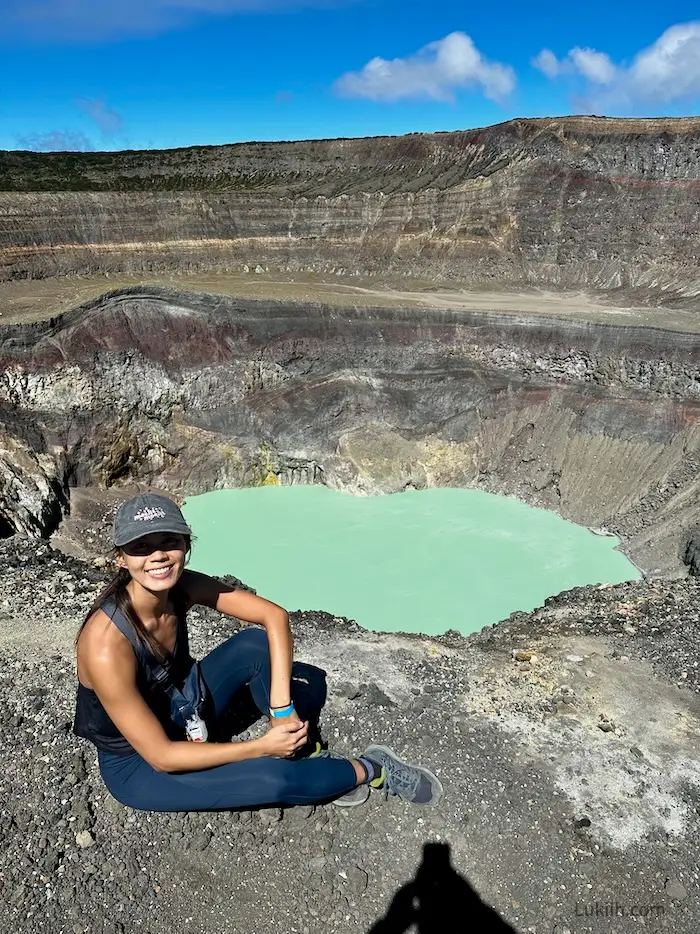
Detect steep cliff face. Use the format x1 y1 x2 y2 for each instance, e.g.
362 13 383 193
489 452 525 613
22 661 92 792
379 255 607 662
2 287 700 574
3 115 700 572
2 117 700 295
0 415 67 537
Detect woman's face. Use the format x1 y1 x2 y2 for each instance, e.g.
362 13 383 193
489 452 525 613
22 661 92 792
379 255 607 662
117 532 187 594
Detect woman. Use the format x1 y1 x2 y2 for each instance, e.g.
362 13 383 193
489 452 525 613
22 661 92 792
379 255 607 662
74 492 442 811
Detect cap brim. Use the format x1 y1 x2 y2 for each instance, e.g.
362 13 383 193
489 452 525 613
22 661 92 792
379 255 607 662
113 521 192 548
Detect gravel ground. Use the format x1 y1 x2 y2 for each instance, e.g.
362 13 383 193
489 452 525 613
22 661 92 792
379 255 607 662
1 538 699 934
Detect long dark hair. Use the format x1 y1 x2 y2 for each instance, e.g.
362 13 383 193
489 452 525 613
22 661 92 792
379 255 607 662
75 537 192 663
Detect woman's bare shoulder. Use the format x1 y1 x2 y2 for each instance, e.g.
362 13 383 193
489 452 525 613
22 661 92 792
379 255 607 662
77 607 133 661
77 608 137 689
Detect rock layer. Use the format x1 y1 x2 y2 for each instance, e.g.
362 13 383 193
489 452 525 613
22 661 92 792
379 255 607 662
2 117 700 295
2 286 700 573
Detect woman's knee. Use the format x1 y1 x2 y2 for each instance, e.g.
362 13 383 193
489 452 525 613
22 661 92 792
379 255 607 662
234 626 269 655
209 626 270 673
236 627 271 678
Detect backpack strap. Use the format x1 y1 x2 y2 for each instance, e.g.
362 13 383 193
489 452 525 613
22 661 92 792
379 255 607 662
102 598 179 696
102 599 203 726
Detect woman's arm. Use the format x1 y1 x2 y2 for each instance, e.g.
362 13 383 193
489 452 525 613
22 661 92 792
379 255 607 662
183 571 295 713
82 615 307 771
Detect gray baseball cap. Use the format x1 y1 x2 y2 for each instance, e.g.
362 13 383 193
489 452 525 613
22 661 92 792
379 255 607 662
113 492 192 548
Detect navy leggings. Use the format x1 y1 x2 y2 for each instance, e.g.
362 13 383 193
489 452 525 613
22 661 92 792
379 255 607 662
98 627 357 811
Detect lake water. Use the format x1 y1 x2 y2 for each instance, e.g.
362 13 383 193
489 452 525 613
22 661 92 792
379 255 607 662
181 486 640 636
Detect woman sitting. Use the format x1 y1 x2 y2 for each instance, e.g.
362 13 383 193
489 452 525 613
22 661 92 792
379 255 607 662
74 492 443 811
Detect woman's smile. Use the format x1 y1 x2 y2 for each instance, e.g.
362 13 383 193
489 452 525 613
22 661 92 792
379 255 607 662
145 564 175 580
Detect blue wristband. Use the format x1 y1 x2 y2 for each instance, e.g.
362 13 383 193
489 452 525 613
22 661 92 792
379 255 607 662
270 704 295 718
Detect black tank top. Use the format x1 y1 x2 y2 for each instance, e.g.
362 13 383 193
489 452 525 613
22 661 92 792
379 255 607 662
73 597 194 756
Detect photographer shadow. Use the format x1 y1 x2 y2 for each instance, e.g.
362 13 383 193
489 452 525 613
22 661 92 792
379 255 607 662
368 842 518 934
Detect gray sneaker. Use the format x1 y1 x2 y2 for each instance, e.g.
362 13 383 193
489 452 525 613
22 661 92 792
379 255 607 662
310 745 370 807
363 744 443 806
332 783 371 807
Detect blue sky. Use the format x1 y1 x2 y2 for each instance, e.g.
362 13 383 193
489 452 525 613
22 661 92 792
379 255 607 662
1 0 699 152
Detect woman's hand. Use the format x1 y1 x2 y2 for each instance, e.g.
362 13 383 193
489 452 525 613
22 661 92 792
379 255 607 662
259 720 309 758
268 709 303 731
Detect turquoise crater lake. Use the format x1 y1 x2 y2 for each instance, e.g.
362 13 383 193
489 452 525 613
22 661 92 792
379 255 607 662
182 486 640 637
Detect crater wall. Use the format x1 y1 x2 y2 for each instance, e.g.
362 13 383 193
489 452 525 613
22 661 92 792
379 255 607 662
2 287 700 574
2 117 700 295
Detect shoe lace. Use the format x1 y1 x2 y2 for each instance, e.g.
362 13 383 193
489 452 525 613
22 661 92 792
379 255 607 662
383 759 421 799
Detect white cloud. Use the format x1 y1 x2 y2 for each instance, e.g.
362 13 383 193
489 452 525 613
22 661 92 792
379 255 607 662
531 49 561 79
627 22 700 101
568 48 616 85
333 32 516 103
533 21 700 105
